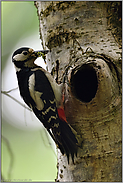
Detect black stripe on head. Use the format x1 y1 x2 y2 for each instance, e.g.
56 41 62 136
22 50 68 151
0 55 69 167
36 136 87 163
12 47 30 58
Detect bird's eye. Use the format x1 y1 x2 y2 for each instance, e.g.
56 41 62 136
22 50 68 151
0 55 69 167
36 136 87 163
23 51 28 55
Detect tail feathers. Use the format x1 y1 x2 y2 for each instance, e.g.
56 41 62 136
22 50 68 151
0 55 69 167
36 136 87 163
52 119 78 164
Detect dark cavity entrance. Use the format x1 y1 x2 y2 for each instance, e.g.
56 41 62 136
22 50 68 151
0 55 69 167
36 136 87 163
71 64 98 103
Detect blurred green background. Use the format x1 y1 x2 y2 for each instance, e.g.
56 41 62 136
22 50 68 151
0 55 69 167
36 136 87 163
1 1 57 182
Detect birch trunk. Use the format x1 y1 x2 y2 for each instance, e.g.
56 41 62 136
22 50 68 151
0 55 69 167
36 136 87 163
35 1 122 182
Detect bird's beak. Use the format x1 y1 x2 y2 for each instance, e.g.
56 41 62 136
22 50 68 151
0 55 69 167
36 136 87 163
33 50 49 63
34 50 49 58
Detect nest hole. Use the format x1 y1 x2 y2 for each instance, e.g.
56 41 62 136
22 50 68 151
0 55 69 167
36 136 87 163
71 65 98 103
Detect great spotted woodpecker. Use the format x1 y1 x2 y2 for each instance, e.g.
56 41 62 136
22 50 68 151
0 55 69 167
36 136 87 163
12 47 78 163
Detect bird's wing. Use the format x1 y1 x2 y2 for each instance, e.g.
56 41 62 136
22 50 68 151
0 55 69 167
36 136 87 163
28 68 59 126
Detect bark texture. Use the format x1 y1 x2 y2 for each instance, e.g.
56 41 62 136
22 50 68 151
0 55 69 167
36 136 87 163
35 1 122 182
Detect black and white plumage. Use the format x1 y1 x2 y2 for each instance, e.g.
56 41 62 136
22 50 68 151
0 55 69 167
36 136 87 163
12 47 78 163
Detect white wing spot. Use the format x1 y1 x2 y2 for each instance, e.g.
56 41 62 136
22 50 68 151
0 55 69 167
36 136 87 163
56 132 60 136
42 106 56 115
49 99 56 104
29 73 44 110
29 74 35 100
53 123 59 128
48 114 58 123
35 91 44 110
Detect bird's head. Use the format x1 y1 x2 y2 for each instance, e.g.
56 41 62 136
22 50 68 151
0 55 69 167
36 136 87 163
12 47 49 68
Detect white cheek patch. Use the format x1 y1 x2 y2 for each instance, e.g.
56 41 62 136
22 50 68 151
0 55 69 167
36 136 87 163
29 73 44 111
13 54 28 61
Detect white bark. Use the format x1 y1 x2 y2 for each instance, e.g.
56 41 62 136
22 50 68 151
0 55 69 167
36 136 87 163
35 2 122 182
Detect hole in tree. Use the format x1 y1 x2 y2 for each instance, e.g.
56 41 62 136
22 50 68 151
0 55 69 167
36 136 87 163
71 64 98 103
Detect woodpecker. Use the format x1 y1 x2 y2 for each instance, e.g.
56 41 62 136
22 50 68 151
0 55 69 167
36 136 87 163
12 47 78 163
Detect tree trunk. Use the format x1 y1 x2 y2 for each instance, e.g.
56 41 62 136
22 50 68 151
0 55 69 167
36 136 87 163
34 1 122 182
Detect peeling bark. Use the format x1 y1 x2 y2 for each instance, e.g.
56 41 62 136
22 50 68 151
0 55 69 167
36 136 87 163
35 1 122 182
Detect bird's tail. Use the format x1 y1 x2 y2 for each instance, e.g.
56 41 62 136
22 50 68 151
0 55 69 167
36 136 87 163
52 119 78 164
